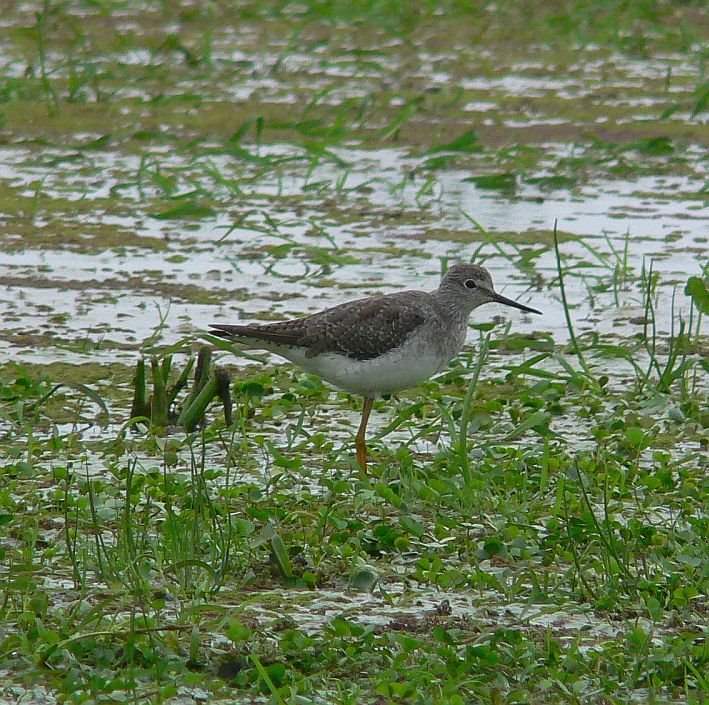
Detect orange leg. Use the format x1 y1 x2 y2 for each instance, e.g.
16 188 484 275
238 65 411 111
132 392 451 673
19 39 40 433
355 397 374 472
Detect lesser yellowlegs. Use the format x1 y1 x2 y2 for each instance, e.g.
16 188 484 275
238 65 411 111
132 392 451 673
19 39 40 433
210 263 541 470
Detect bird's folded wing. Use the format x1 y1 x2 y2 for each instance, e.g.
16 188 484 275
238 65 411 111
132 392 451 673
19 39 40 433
300 296 427 360
210 295 429 361
209 320 306 346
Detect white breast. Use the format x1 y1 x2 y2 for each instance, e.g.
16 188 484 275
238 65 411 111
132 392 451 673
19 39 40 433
267 330 463 397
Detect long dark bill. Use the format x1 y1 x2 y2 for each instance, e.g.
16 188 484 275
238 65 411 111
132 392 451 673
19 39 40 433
491 291 542 315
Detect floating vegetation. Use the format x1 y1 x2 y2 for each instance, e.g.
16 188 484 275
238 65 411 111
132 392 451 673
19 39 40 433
0 0 706 703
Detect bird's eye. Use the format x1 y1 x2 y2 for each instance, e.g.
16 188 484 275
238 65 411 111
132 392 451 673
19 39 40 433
464 279 477 289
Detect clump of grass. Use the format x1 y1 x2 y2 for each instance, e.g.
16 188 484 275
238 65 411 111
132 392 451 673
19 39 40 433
130 347 232 432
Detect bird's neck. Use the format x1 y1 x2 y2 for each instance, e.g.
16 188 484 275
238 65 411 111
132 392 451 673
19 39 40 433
434 288 477 322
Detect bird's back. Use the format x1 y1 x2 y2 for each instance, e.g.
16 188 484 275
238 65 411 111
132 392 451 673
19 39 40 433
211 289 446 362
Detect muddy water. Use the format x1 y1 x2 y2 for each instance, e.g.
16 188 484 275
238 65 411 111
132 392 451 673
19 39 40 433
0 7 706 413
0 11 706 704
1 141 705 369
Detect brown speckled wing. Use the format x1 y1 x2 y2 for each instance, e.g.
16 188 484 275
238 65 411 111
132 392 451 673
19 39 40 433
210 295 428 361
210 319 307 348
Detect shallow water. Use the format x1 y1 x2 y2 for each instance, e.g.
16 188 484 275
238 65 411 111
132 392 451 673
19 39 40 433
1 138 705 367
1 7 706 703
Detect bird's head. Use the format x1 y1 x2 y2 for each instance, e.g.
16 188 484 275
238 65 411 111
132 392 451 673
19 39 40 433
439 263 542 315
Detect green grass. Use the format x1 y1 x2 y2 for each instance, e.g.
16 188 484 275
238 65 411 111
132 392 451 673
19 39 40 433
1 287 706 702
1 0 707 703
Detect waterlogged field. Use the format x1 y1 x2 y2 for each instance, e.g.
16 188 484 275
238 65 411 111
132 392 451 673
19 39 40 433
0 2 707 703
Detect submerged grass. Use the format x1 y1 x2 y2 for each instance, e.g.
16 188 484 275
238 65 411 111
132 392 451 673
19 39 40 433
1 282 705 702
0 0 707 703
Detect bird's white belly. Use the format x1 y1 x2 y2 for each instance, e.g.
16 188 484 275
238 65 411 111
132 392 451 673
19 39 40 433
269 340 450 397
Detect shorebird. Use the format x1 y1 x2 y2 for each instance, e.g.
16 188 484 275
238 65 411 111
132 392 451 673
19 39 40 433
210 263 541 471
